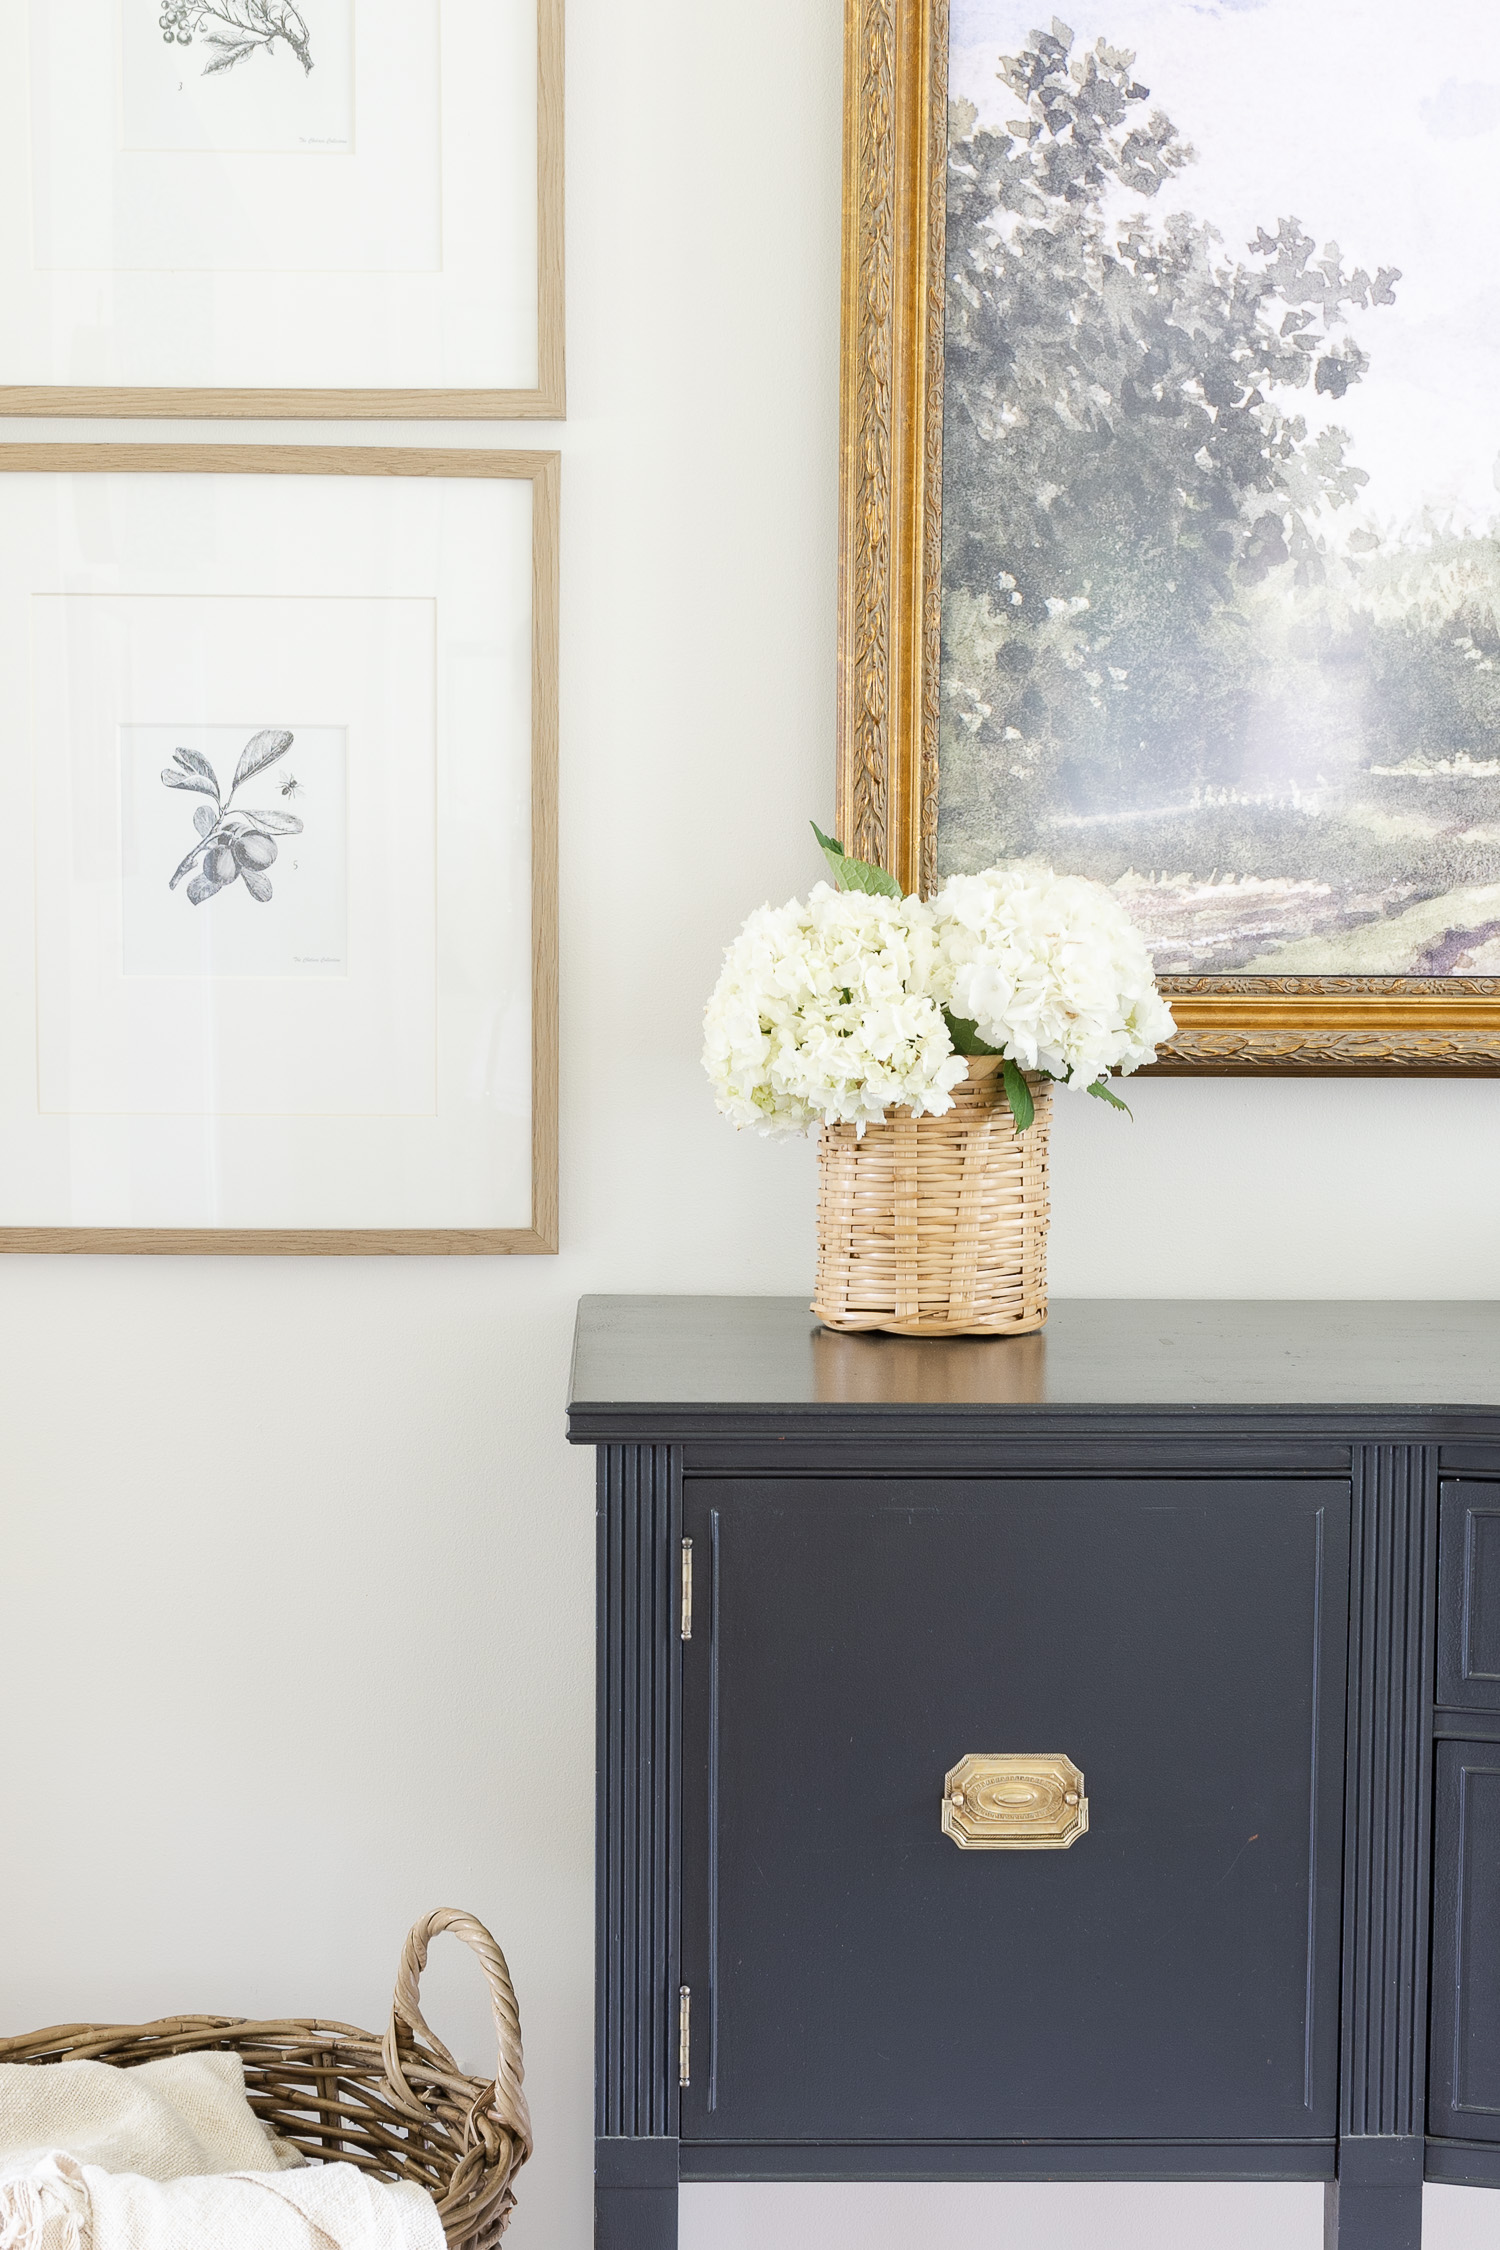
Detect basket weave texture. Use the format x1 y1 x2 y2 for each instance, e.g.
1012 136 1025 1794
0 1909 530 2250
812 1056 1051 1336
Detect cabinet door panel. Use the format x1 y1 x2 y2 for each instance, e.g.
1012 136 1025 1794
680 1477 1348 2147
1439 1483 1500 1711
1430 1742 1500 2141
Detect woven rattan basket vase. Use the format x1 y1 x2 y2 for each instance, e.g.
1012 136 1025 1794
812 1055 1051 1336
0 1909 530 2250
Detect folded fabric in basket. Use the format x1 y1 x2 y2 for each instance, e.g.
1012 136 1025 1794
0 2152 445 2250
0 2054 304 2183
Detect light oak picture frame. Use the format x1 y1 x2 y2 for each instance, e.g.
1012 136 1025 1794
0 443 559 1254
0 0 564 421
839 0 1500 1072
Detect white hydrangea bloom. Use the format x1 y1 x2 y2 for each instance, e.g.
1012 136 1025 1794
703 883 969 1138
930 864 1175 1087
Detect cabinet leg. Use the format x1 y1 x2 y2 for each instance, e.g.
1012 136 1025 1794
595 2183 677 2250
595 2139 679 2250
1324 2179 1422 2249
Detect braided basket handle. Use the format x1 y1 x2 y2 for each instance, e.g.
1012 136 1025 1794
383 1908 532 2161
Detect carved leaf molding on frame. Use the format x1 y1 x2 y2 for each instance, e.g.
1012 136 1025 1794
841 0 896 875
839 0 949 888
1163 976 1500 997
1155 1030 1500 1073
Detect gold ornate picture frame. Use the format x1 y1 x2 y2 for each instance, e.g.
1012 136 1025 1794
838 0 1500 1071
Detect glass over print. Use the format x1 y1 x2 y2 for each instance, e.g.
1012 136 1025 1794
941 0 1500 977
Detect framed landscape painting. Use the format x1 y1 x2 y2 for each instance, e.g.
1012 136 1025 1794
0 445 557 1252
841 0 1500 1066
0 0 563 417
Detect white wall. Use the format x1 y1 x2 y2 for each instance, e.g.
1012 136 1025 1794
1 4 1497 2249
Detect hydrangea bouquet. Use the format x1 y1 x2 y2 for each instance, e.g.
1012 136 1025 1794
703 824 1175 1137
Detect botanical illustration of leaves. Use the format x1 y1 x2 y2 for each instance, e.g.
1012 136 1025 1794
170 841 209 890
165 719 309 907
161 767 220 799
259 0 311 46
200 35 260 73
198 0 313 70
232 729 294 789
208 0 305 32
239 807 304 834
172 745 220 789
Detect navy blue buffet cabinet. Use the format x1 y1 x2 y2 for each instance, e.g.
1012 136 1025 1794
567 1297 1500 2250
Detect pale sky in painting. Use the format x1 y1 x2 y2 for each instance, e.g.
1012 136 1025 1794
950 0 1500 536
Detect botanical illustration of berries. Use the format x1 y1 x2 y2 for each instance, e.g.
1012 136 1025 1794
158 2 314 77
163 730 307 906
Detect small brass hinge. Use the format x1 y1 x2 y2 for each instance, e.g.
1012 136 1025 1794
680 1540 693 1641
678 1985 691 2085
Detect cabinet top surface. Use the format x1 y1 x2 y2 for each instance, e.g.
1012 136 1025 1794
566 1295 1500 1434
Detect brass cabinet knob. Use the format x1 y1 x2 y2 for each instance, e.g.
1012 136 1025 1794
941 1753 1089 1850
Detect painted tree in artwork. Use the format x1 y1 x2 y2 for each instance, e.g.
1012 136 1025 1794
940 18 1402 844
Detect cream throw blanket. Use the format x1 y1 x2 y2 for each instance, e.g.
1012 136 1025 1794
0 2054 444 2250
0 2154 444 2250
0 2055 304 2182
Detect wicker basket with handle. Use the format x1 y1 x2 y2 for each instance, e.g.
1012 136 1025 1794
812 1055 1051 1336
0 1909 530 2250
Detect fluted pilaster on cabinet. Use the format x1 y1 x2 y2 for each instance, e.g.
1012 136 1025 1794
1340 1444 1437 2139
597 1445 682 2141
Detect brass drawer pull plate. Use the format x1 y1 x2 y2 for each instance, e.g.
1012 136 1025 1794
942 1753 1088 1850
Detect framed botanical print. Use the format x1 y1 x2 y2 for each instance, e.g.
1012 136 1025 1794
0 444 558 1252
0 0 563 418
841 0 1500 1068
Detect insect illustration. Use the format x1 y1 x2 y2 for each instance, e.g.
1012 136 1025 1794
279 773 304 799
157 1 314 77
162 730 306 905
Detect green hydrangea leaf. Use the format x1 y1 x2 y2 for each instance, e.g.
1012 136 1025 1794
1001 1058 1035 1132
941 1005 1002 1057
809 819 902 899
810 819 848 884
1087 1077 1134 1118
843 858 903 898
